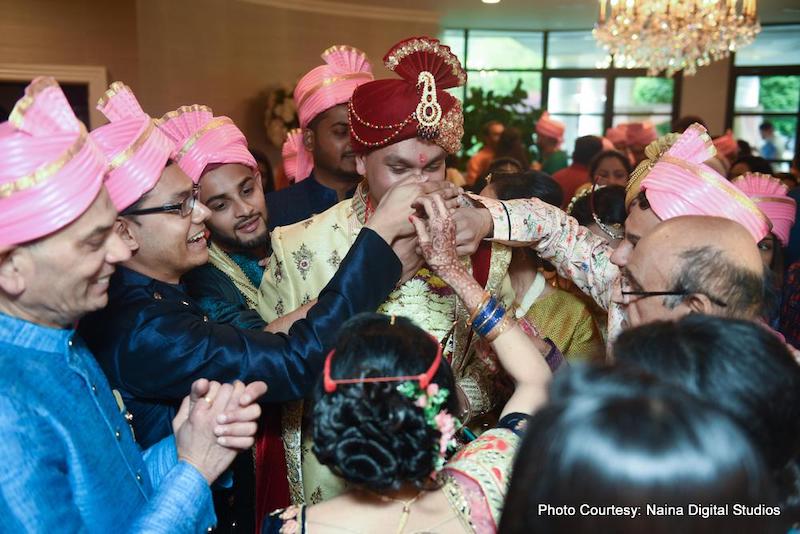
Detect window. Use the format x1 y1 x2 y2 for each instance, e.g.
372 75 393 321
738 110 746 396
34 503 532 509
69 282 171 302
729 25 800 171
441 29 680 156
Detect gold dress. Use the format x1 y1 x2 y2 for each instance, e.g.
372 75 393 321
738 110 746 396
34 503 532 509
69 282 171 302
257 183 515 504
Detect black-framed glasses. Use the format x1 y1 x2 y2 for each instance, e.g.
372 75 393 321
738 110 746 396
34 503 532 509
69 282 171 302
124 186 198 218
621 290 728 308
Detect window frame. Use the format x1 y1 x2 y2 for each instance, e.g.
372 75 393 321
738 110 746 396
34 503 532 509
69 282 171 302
443 28 682 135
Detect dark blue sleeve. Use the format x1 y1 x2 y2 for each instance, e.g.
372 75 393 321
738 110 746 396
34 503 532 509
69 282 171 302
112 228 400 403
266 186 305 231
183 265 266 330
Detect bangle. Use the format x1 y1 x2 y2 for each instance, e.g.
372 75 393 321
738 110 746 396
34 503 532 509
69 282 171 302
471 296 499 330
475 305 505 337
485 314 514 342
467 292 491 325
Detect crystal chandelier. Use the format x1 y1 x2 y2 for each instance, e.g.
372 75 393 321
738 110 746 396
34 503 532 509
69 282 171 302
593 0 761 77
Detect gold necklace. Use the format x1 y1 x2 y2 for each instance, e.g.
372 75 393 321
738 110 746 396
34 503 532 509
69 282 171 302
363 489 424 534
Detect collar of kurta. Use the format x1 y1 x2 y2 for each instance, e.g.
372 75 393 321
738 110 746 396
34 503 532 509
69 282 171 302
0 311 74 353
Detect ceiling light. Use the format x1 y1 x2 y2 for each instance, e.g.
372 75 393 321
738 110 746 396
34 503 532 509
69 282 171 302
482 0 501 4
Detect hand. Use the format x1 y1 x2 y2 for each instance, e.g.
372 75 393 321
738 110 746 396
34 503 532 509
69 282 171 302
264 300 317 334
172 379 220 435
392 234 424 284
175 379 267 484
410 194 464 283
366 180 458 243
452 206 493 257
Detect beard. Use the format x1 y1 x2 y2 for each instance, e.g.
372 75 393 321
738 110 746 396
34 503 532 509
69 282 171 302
210 224 269 253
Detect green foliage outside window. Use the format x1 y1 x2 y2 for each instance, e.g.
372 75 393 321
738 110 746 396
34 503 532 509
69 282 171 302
759 76 800 139
461 79 541 163
633 78 674 105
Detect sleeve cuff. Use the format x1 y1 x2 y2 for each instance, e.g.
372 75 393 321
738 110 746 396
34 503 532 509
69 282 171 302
467 193 511 241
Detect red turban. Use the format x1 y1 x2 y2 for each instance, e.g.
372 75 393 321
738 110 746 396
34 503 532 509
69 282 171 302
349 36 466 155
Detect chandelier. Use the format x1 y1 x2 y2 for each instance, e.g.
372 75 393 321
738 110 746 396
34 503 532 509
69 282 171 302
593 0 761 77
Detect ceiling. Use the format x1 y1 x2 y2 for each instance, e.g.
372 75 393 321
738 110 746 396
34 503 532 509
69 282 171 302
317 0 800 30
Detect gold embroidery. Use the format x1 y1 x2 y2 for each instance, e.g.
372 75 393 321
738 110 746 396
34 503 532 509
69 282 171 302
383 38 467 87
296 72 374 109
174 116 233 163
107 121 157 172
207 242 260 308
8 77 60 128
0 126 90 198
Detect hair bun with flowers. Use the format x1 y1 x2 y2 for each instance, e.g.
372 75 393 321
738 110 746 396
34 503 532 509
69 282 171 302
397 381 459 472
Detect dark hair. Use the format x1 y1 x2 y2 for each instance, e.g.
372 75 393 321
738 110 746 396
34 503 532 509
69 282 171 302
569 185 626 227
572 135 604 166
672 115 708 132
738 139 753 159
499 365 777 534
631 189 651 210
613 315 800 519
666 246 766 320
614 315 800 473
495 127 530 169
311 313 458 492
760 121 775 132
588 150 633 181
490 171 563 208
249 148 274 193
729 155 774 178
472 157 525 193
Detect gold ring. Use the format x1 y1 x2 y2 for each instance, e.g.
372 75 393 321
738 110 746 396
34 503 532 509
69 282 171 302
203 396 212 405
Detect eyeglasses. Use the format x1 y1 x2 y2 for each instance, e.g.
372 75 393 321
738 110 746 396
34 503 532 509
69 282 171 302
323 335 443 393
620 274 728 308
621 290 728 308
124 186 199 218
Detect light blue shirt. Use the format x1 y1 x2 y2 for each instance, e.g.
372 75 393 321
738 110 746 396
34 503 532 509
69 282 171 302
0 312 216 532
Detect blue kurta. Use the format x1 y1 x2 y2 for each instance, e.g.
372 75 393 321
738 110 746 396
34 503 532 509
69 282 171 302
78 227 400 449
266 173 356 230
0 312 215 532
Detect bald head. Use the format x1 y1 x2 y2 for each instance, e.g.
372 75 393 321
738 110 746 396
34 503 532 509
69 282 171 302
623 216 767 325
641 216 763 274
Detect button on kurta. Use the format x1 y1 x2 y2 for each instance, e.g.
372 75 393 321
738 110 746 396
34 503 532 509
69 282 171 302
115 428 121 440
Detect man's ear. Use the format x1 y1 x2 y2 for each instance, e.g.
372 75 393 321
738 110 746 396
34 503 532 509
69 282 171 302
302 128 315 152
0 246 27 297
685 293 714 315
115 217 139 254
355 154 367 177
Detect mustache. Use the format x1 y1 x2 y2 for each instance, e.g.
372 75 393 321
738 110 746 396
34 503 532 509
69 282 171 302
234 213 263 230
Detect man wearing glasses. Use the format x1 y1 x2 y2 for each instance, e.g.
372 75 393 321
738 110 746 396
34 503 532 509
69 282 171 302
79 87 455 529
457 123 771 348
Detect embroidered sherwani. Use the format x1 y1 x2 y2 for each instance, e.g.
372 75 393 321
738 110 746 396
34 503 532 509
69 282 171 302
476 195 626 347
258 184 516 504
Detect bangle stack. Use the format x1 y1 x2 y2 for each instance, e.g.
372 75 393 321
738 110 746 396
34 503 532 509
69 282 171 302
470 294 513 340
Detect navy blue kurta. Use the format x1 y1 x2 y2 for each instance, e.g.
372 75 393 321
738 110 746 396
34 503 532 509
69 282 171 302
79 227 400 449
265 173 356 231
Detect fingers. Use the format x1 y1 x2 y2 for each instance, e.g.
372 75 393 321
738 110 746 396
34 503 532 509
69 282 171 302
214 421 258 439
240 381 268 406
218 403 262 425
216 436 255 450
223 381 246 413
433 194 449 218
204 383 233 416
189 378 210 403
410 215 430 244
417 196 436 220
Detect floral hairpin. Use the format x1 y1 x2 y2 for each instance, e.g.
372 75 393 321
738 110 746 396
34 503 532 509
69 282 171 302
397 381 458 471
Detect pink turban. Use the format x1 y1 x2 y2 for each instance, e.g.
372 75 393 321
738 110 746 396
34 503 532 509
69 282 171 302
535 111 565 143
156 105 256 183
641 123 770 243
90 82 175 211
605 125 628 146
733 173 796 247
600 137 615 151
295 45 373 129
281 45 373 182
281 129 313 183
712 129 738 162
625 122 657 147
0 77 106 247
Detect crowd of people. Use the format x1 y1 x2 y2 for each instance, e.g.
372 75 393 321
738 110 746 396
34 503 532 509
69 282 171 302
1 34 799 533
